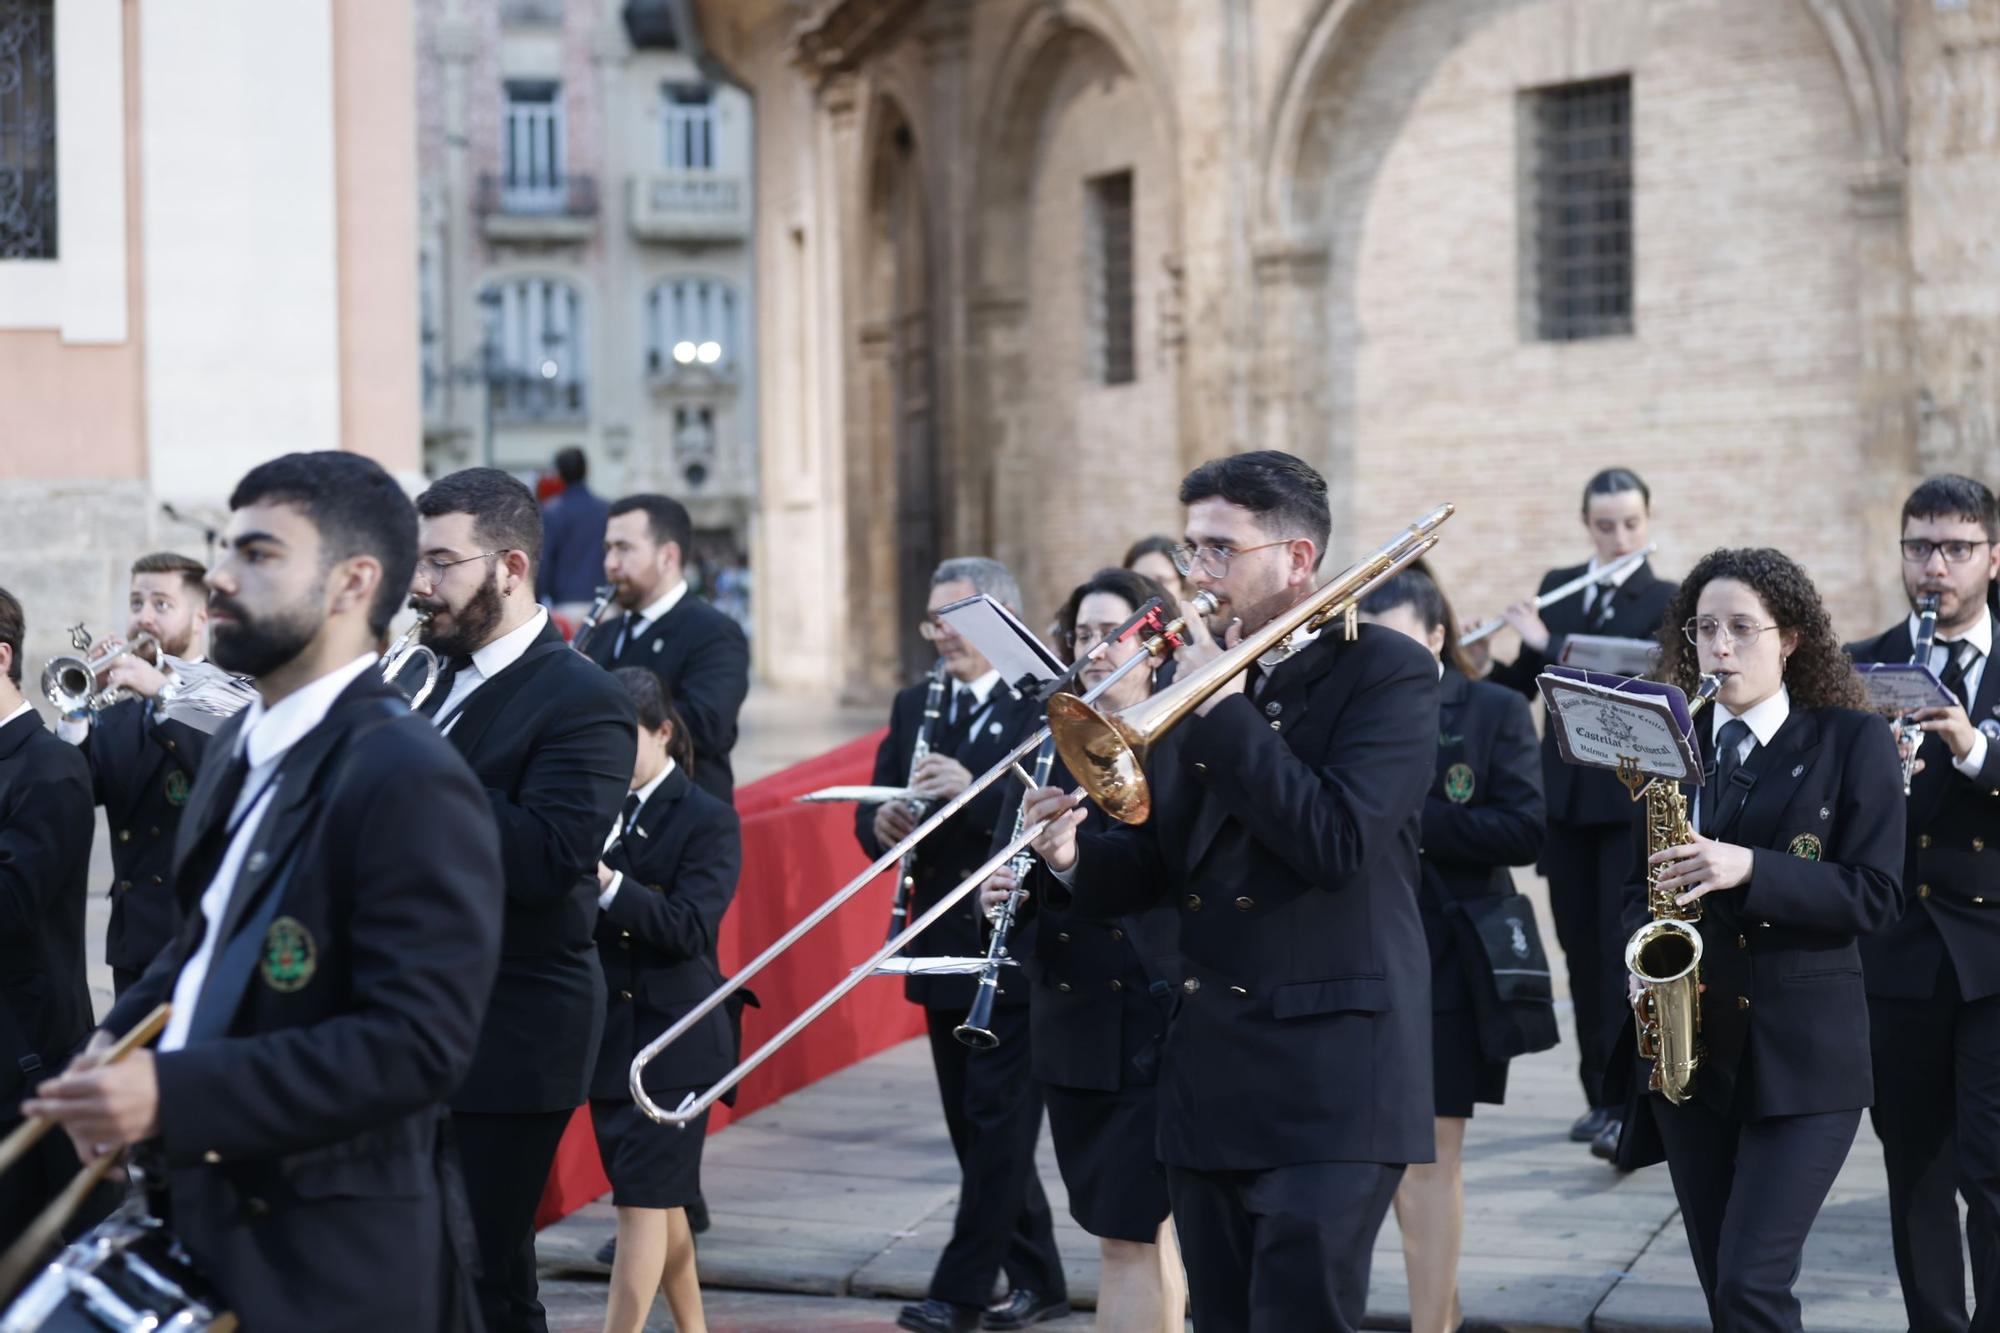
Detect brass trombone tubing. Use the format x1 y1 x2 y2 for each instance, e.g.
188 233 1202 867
627 608 1200 1127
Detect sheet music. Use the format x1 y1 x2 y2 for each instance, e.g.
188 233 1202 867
935 594 1065 687
1557 634 1660 678
1854 662 1957 714
1537 671 1701 785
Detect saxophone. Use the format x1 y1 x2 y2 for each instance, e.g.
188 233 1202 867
1622 673 1721 1106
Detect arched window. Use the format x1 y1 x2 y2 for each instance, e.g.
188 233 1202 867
482 277 587 420
646 277 738 373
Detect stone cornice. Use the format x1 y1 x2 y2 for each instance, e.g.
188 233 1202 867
792 0 926 81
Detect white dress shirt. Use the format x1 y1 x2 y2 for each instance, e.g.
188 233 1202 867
614 580 689 658
1908 604 1992 778
600 759 675 907
1697 685 1791 834
1580 553 1641 617
1 699 35 731
161 653 378 1052
432 608 549 731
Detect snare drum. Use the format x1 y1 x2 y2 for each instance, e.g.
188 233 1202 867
0 1200 235 1332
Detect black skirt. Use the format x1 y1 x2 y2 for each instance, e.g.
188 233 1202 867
1431 1007 1509 1118
1043 1081 1170 1242
591 1093 709 1209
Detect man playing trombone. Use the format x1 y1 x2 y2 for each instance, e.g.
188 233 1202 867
1021 452 1441 1332
855 557 1069 1333
56 552 253 995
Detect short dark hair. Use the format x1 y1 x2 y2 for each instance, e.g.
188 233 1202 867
1358 558 1473 676
612 666 695 773
1903 474 1998 542
229 452 417 637
1581 467 1651 516
1053 567 1171 665
130 551 208 597
609 493 694 560
0 586 21 685
416 467 545 572
1178 451 1332 570
1121 535 1177 570
554 446 587 486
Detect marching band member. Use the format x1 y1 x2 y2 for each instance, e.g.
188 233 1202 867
59 552 252 995
1023 451 1439 1332
1486 467 1673 1154
980 567 1187 1333
855 557 1067 1333
592 494 749 803
1628 547 1902 1332
411 468 638 1333
593 668 742 1333
1848 475 2000 1332
27 452 505 1331
0 585 95 1241
1359 563 1544 1333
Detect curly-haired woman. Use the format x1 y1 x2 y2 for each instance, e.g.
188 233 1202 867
1624 547 1904 1332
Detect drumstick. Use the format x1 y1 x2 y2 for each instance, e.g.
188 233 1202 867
0 1142 123 1297
0 1004 171 1177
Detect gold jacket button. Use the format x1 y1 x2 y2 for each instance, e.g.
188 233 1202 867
1185 894 1202 911
620 929 632 940
1920 884 1932 898
1920 834 1933 850
202 1150 221 1164
1229 985 1249 998
1977 838 1988 852
1737 996 1750 1011
117 830 131 844
1057 982 1072 993
1270 720 1282 730
1056 932 1071 944
150 875 163 885
115 880 131 892
1234 896 1254 911
1108 928 1123 942
1109 979 1123 993
1182 976 1201 994
619 989 633 1001
1737 935 1748 949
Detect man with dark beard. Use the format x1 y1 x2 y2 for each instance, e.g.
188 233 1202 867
57 552 254 994
411 466 637 1333
27 451 504 1332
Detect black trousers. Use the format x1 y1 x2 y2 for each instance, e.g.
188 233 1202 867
1165 1159 1401 1333
453 1107 577 1333
922 1005 1066 1309
1870 968 2000 1333
1653 1097 1861 1333
1542 819 1631 1109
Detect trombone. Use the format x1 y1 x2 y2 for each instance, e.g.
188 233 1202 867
630 504 1455 1127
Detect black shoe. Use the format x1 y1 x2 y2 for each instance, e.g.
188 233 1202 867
594 1235 615 1266
1569 1107 1611 1142
897 1299 984 1333
1590 1117 1623 1161
686 1195 710 1235
983 1288 1073 1330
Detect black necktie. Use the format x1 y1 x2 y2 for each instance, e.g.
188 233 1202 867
939 688 975 752
616 614 648 662
621 791 642 832
419 654 475 720
1705 718 1753 836
182 745 255 895
1938 640 1978 710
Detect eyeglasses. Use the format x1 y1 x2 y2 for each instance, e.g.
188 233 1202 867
414 550 503 584
1066 622 1127 653
1684 616 1779 648
1900 539 1992 565
1170 539 1292 578
916 615 960 642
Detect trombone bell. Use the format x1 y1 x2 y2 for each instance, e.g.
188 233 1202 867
1047 694 1151 825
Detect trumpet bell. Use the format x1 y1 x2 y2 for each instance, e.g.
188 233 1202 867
40 656 97 714
1047 693 1152 825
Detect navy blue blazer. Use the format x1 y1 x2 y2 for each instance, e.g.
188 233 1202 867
1489 560 1675 826
102 672 503 1332
536 483 609 605
79 697 211 974
1056 624 1440 1172
593 764 742 1100
1419 668 1545 1009
1848 620 2000 1002
1619 706 1904 1119
0 709 94 1111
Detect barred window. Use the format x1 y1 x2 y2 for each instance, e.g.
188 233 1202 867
1526 76 1632 342
661 85 716 172
0 0 57 258
1087 170 1135 385
646 277 738 372
503 81 566 211
482 278 587 422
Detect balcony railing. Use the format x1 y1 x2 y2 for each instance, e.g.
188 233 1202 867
501 0 566 25
477 174 599 243
491 373 588 424
629 171 750 243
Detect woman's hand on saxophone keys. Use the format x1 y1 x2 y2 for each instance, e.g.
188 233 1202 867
1648 834 1755 906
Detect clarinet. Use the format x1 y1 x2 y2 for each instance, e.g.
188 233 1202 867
571 583 618 655
888 662 950 946
954 736 1058 1049
1902 593 1941 796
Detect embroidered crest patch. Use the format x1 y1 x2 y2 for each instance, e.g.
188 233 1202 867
1444 763 1475 804
1788 833 1822 862
260 916 317 993
164 770 191 807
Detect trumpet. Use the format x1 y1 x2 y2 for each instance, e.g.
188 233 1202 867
41 626 163 715
380 615 441 711
630 504 1454 1127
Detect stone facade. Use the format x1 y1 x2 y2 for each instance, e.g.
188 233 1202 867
690 0 2000 696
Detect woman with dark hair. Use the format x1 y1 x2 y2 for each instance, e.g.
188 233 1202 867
1486 466 1675 1153
979 567 1187 1333
593 667 742 1333
1626 548 1903 1332
1122 534 1190 605
1359 563 1544 1333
